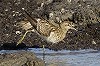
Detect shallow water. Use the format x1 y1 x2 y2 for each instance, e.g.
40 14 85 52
0 48 100 66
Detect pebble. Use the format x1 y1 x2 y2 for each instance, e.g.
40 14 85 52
16 31 21 35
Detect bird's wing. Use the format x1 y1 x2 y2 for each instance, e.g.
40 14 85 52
37 20 58 37
22 9 37 29
22 9 44 35
19 20 33 30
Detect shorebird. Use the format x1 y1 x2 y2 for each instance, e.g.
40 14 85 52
17 9 76 45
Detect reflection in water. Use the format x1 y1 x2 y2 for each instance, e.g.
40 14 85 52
0 48 100 66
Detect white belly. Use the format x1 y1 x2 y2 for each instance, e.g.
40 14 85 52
47 32 65 43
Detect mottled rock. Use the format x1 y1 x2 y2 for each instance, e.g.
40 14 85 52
0 51 45 66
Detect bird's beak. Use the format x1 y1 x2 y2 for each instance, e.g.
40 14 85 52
70 27 77 31
69 24 77 31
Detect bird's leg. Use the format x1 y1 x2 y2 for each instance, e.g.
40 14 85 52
42 45 45 61
17 30 31 45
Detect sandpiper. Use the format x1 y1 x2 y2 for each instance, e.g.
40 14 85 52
17 10 76 45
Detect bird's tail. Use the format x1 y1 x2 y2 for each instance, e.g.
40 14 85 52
17 19 33 30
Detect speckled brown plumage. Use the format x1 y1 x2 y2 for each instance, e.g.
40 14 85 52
17 10 76 45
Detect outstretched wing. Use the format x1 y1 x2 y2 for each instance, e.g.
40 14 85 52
37 19 56 37
22 9 37 29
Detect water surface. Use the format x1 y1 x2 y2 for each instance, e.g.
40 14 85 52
0 48 100 66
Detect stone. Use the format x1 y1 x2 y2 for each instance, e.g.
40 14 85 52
0 51 45 66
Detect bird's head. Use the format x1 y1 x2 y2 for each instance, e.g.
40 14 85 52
60 21 77 32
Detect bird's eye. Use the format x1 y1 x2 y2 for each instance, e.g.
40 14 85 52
67 23 71 26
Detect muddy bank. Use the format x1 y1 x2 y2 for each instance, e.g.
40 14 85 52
0 0 100 50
